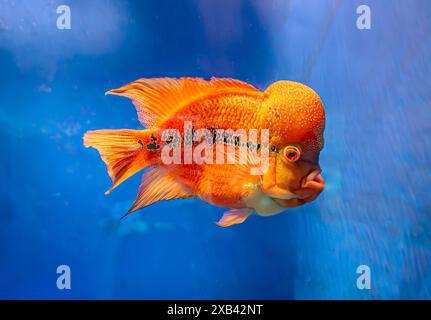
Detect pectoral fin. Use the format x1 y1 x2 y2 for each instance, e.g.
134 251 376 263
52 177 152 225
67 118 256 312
215 208 254 227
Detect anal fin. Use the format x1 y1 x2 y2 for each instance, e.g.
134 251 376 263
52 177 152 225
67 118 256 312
126 166 195 215
215 208 254 227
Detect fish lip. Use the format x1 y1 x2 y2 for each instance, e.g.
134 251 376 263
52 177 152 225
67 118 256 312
282 169 325 203
265 169 325 205
304 173 326 190
301 169 325 190
304 168 322 184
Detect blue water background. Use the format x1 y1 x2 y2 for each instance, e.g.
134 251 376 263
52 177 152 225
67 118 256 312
0 0 430 299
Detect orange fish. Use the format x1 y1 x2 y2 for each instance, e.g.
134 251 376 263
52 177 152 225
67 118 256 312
84 77 326 227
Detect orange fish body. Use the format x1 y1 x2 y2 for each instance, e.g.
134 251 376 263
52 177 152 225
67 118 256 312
84 77 326 227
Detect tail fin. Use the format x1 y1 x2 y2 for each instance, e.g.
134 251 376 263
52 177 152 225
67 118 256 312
83 129 159 194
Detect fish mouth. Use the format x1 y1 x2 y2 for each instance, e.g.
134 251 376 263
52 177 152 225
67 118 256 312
302 168 325 192
273 169 326 208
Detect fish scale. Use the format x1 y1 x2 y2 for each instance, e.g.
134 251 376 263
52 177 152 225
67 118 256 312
157 95 267 207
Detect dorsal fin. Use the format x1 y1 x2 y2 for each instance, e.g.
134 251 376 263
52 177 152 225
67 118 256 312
106 77 263 129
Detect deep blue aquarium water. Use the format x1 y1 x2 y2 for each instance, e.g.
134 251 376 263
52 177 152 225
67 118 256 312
0 0 430 299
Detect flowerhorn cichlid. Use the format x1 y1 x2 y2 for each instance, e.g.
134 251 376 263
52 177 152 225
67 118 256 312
83 77 326 227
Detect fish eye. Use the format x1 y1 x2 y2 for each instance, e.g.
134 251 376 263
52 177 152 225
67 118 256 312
283 146 301 162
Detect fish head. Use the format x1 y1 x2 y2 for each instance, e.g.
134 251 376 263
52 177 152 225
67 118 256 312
261 80 326 208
